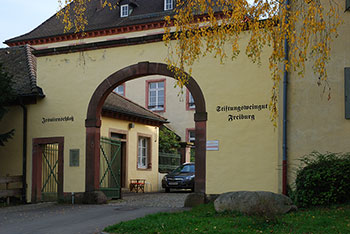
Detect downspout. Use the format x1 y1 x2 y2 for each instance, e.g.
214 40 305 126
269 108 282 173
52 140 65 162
20 102 27 203
282 0 290 195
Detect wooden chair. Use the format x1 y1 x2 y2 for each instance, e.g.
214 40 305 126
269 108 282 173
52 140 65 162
129 179 145 193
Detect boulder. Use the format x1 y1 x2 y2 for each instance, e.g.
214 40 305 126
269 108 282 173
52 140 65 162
83 191 108 204
206 194 220 203
214 191 297 216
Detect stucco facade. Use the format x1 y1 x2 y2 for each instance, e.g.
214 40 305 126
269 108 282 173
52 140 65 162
2 33 278 200
287 9 350 182
124 75 195 142
1 0 349 202
101 116 160 192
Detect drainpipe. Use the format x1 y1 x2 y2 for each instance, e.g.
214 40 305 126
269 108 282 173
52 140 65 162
20 102 27 203
282 0 290 195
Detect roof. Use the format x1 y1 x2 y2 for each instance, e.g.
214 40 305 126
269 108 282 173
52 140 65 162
0 45 43 97
5 0 173 45
103 92 167 124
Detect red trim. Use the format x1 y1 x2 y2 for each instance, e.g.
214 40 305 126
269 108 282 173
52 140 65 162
32 137 64 203
6 20 167 47
186 89 195 111
186 128 195 143
145 78 166 113
136 133 152 171
195 121 206 193
6 12 232 47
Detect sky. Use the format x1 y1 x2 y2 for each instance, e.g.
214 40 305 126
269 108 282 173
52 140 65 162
0 0 59 48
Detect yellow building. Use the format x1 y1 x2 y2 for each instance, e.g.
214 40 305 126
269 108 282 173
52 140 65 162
0 45 166 202
116 76 196 145
1 0 350 203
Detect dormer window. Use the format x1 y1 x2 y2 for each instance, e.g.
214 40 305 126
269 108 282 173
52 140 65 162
121 4 129 17
164 0 173 11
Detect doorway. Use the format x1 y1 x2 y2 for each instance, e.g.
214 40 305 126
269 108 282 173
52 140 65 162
99 137 122 199
32 137 64 203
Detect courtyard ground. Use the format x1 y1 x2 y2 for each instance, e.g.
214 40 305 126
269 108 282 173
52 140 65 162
0 192 189 234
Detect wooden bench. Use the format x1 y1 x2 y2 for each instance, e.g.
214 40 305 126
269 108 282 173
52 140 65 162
129 179 145 193
0 175 23 205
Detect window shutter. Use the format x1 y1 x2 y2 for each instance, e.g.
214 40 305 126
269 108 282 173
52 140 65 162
347 0 350 11
345 68 350 119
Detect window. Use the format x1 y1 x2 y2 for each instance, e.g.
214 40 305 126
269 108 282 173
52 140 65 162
147 80 165 111
186 90 195 110
164 0 174 10
187 129 195 145
138 136 150 169
114 84 125 96
121 4 129 17
347 0 350 11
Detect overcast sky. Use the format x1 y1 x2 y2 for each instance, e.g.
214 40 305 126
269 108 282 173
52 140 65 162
0 0 58 48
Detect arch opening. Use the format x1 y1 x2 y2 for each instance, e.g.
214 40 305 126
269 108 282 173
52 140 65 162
85 62 207 194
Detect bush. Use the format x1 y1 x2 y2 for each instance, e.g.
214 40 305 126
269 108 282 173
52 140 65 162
294 151 350 207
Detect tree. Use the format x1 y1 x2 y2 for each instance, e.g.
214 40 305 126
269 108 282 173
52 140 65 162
159 126 181 153
57 0 342 123
0 63 15 146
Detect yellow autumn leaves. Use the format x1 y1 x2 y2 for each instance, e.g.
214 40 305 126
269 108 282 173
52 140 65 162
163 0 342 124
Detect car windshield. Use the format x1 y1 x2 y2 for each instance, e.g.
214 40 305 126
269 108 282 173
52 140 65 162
173 164 195 173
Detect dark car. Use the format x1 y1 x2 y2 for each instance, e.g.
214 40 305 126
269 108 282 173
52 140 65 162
162 163 195 193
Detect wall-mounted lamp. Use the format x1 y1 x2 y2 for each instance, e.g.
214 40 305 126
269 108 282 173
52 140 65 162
129 123 135 129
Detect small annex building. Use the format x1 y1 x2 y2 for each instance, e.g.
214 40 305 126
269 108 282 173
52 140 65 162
1 0 350 203
0 45 167 202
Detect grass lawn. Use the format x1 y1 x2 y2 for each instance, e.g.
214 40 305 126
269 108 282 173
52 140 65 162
104 203 350 233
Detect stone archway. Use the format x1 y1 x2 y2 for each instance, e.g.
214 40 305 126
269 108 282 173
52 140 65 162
85 62 207 194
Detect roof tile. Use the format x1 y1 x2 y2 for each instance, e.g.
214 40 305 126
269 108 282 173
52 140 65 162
103 92 167 123
6 0 172 44
0 45 42 97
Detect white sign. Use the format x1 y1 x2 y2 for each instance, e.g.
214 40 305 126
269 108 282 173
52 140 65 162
206 140 219 151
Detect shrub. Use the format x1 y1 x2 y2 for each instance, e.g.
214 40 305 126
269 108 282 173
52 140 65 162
294 151 350 207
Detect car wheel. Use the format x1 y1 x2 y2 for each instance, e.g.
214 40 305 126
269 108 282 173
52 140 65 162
165 188 170 193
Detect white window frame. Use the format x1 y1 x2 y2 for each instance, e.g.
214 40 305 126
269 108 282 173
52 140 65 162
164 0 174 11
120 4 129 17
138 137 148 169
148 81 165 111
114 84 124 96
188 130 195 144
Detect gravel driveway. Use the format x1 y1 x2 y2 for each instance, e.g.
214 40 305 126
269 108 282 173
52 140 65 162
0 192 189 234
117 191 188 207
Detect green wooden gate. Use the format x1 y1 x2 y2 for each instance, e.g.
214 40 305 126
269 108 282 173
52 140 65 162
41 143 59 202
100 137 121 199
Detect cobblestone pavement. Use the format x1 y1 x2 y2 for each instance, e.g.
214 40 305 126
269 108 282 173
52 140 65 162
0 191 190 234
115 190 189 208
